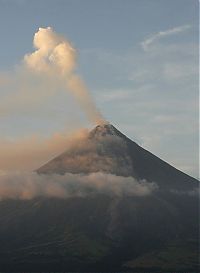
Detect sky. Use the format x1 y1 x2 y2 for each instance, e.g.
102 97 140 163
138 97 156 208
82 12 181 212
0 0 198 178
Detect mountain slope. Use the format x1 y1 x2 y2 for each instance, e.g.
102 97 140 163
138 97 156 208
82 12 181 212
37 123 198 191
0 123 199 272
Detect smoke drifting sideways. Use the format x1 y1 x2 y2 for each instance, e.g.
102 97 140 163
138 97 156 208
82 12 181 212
0 128 89 171
24 27 105 125
0 171 158 200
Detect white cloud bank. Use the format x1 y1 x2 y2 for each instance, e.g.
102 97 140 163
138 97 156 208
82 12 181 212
0 171 158 200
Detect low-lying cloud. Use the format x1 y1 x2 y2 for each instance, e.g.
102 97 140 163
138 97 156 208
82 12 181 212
0 171 158 200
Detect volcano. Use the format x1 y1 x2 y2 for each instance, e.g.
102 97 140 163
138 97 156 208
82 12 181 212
37 123 198 191
0 124 199 272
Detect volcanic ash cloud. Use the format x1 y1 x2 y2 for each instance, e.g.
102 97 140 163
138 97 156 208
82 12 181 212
24 27 105 125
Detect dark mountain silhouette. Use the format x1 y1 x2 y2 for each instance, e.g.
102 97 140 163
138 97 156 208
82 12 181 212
0 124 199 272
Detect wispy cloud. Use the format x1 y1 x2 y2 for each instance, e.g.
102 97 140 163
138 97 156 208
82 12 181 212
91 37 198 178
98 89 133 102
141 25 191 51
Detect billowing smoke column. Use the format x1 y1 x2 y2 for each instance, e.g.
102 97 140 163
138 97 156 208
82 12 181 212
24 27 105 125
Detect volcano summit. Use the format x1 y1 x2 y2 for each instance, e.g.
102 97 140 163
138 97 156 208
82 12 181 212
37 124 135 177
37 123 198 191
0 124 199 272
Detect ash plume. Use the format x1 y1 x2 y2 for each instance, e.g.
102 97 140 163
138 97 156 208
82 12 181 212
0 128 131 175
24 27 105 125
0 129 89 171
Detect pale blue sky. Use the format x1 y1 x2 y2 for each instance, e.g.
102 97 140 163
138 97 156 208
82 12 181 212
0 0 198 178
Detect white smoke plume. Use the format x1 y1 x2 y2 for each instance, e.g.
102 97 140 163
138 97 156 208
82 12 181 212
24 27 104 125
0 171 158 200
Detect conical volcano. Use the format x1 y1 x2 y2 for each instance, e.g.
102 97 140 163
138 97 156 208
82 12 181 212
37 123 198 191
37 123 135 177
0 124 198 272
